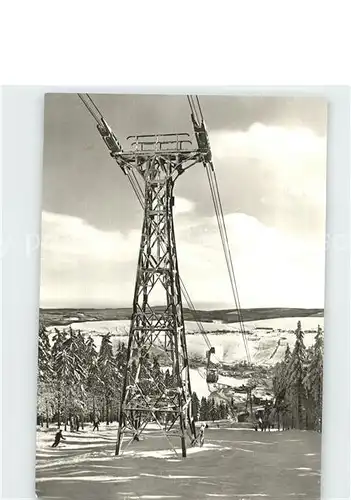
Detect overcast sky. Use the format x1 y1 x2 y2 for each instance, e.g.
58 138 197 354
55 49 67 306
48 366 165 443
40 93 327 310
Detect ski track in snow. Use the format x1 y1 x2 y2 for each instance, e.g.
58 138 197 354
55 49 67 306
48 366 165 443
117 496 182 499
40 316 322 497
206 495 269 498
36 427 321 499
121 443 231 459
37 475 140 483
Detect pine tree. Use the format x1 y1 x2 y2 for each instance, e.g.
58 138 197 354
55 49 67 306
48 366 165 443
199 397 209 421
139 349 154 396
219 400 227 419
53 328 87 431
286 321 306 429
303 325 323 431
51 329 68 427
37 323 55 428
164 369 172 388
98 333 117 425
272 361 287 430
114 342 128 412
191 392 200 422
284 343 291 363
151 356 164 385
85 336 101 422
115 342 128 378
208 398 217 421
38 323 53 383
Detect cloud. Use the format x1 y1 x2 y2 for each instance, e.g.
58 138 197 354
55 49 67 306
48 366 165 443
173 197 195 215
41 211 140 264
40 96 327 309
210 123 327 202
175 211 325 309
210 123 325 161
195 123 327 238
40 209 325 309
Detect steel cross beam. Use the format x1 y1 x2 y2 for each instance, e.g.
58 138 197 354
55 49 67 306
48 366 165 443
78 95 214 458
114 135 206 458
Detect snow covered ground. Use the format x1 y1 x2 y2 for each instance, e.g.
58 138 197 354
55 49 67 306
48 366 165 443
46 315 323 401
159 367 250 399
36 424 321 500
48 316 323 368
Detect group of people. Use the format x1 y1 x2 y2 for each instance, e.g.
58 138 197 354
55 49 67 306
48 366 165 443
51 416 100 447
51 421 209 448
253 407 274 432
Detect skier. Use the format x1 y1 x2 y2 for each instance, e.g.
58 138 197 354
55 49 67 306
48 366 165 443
258 416 263 431
92 417 100 432
198 423 205 447
51 429 65 448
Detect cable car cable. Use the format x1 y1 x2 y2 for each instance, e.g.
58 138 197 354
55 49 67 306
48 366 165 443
78 93 249 385
204 163 251 363
188 95 251 363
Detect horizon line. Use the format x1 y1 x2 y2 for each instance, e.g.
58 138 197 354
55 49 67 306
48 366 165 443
39 305 325 312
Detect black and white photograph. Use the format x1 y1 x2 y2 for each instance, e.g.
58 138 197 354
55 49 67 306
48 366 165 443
36 93 327 500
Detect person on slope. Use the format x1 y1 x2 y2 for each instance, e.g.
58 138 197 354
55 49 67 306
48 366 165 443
198 424 206 447
51 429 65 448
258 416 263 431
92 417 100 432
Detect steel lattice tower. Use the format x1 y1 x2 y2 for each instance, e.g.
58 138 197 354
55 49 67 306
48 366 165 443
78 94 248 457
110 130 210 457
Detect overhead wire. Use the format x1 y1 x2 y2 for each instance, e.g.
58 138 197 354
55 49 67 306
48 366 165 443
205 165 250 363
189 95 251 364
78 94 102 124
211 168 251 361
187 96 202 126
78 93 231 376
195 96 204 121
85 94 104 119
205 164 251 363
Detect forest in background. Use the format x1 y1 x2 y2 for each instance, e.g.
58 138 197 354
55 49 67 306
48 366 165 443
37 321 323 432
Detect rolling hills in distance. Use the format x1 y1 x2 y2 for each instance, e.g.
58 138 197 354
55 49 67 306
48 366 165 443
40 306 323 328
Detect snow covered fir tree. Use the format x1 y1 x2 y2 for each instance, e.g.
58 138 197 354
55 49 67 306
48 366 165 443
37 320 323 433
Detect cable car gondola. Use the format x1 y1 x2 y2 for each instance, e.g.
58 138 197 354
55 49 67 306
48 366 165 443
206 347 219 384
207 368 219 384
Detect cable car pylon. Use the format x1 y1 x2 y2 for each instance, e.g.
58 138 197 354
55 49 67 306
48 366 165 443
78 93 251 458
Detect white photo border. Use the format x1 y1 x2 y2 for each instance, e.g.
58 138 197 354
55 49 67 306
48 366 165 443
1 85 350 500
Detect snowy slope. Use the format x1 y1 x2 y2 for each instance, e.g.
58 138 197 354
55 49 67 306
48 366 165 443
48 316 323 367
46 316 323 401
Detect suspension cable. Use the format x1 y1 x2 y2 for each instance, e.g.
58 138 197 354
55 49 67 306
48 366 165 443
190 97 251 363
211 167 250 350
85 93 104 119
78 93 218 364
187 96 201 125
195 96 204 122
78 94 102 124
205 164 251 363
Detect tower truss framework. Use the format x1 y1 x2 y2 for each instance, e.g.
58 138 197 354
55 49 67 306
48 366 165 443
112 133 210 457
77 93 215 458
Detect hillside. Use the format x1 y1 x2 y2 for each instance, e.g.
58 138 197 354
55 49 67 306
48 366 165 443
46 314 323 402
40 306 323 327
